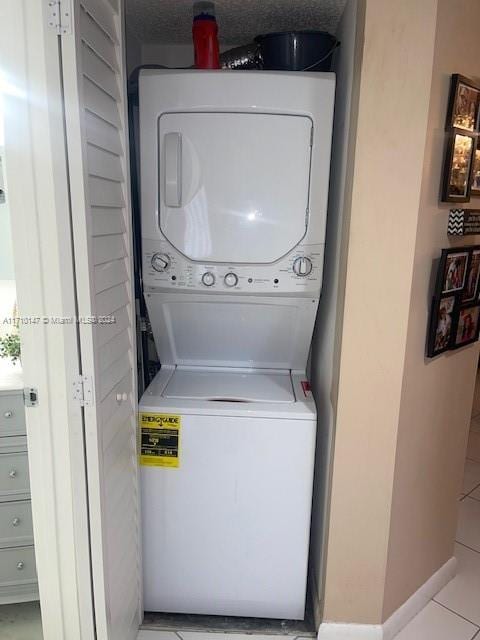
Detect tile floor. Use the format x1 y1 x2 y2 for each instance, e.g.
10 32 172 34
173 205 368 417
395 455 480 640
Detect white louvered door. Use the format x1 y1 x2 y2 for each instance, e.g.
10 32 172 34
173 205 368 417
60 1 141 639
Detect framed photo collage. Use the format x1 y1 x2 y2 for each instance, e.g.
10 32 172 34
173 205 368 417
427 246 480 357
442 74 480 202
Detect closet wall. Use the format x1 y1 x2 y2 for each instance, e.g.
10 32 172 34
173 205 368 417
309 0 360 618
383 0 480 618
321 0 438 624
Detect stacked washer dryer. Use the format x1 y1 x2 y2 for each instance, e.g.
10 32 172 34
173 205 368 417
139 70 335 621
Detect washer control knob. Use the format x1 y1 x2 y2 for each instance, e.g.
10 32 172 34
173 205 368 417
293 256 313 277
224 273 238 287
201 272 215 287
151 253 170 272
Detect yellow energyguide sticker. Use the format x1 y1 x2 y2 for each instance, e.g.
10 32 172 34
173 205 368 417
140 412 181 468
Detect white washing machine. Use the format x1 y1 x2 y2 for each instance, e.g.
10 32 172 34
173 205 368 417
138 70 335 620
141 367 317 619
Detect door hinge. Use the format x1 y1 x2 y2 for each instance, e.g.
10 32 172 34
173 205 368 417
72 375 94 407
46 0 72 35
23 388 39 407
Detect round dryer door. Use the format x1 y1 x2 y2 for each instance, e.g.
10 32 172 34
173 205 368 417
158 112 312 264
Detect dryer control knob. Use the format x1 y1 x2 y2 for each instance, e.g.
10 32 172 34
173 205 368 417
293 256 313 277
151 253 170 272
201 272 215 287
224 273 238 287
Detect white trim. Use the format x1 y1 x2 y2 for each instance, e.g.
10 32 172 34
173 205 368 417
317 624 383 639
318 557 457 640
382 556 457 640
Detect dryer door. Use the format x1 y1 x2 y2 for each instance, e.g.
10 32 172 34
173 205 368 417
158 112 312 264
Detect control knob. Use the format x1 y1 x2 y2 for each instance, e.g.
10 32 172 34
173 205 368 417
224 273 238 287
293 256 313 277
151 253 170 272
201 272 215 287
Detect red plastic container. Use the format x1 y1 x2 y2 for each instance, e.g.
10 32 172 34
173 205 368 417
193 14 220 69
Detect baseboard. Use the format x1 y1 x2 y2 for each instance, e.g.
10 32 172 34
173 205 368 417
317 623 383 639
317 556 456 640
382 556 457 640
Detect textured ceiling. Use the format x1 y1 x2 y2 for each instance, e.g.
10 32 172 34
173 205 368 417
125 0 347 44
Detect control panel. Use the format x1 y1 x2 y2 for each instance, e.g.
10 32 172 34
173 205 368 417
142 238 324 295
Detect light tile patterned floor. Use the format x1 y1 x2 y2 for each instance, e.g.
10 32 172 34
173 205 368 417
396 455 480 639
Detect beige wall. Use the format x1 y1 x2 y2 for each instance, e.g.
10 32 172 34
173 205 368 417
322 0 438 624
382 0 480 619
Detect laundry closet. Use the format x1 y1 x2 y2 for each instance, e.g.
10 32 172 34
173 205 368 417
1 0 359 638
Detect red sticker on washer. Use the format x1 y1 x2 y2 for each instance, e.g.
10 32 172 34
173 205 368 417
301 380 311 397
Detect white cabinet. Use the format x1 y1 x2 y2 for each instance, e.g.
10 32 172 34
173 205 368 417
0 501 34 548
0 390 38 604
0 393 26 437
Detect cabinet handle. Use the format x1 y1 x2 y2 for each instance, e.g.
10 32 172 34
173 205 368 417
9 470 17 478
3 411 13 419
16 562 24 570
12 517 20 527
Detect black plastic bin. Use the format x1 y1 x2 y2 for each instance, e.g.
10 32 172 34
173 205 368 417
255 31 339 72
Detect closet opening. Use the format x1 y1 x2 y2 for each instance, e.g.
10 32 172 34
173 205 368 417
123 0 358 636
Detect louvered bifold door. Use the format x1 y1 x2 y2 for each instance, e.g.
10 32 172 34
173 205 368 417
60 1 141 639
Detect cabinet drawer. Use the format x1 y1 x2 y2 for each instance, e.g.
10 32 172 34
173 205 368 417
0 546 37 586
0 393 26 437
0 501 33 548
0 452 30 500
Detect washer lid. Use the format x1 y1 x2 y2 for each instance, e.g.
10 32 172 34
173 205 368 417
163 369 295 403
144 294 318 371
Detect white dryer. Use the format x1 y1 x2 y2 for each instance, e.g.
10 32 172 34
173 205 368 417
138 70 335 620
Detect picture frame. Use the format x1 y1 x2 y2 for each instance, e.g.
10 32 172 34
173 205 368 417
471 137 480 196
427 294 456 357
462 248 480 302
427 246 480 357
446 74 480 132
453 304 480 349
441 130 475 202
438 249 469 294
